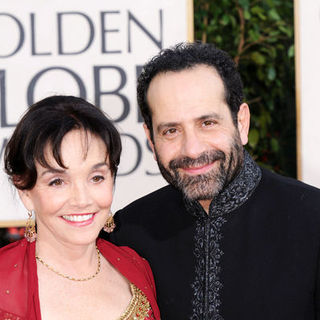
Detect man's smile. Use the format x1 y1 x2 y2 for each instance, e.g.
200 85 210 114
180 162 216 176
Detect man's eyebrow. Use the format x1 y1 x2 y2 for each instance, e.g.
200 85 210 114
197 113 223 121
156 113 223 133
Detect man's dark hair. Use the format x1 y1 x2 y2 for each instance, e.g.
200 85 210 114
4 95 122 190
137 42 244 139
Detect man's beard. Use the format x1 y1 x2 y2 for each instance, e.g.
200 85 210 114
155 132 244 201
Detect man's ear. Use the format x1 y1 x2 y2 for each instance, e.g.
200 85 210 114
237 103 250 145
143 123 157 161
17 189 34 212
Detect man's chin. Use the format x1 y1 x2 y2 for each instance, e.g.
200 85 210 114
180 185 221 202
158 161 225 201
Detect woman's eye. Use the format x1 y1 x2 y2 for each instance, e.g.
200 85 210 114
49 178 63 186
92 175 105 183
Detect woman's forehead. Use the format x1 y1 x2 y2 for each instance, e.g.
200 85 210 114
37 130 109 170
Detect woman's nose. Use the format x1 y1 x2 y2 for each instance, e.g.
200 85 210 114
69 182 92 207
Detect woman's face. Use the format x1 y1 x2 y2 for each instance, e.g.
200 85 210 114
19 130 114 247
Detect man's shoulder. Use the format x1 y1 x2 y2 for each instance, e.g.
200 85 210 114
110 184 194 243
115 185 186 227
260 167 320 201
120 184 183 211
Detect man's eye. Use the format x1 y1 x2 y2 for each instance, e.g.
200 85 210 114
92 175 105 183
202 120 216 127
163 128 177 136
49 178 63 186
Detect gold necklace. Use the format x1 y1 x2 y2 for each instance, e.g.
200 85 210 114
35 246 101 281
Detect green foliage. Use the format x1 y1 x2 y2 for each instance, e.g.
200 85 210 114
194 0 296 177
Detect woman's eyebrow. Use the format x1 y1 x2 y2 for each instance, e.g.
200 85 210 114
40 168 65 177
40 162 108 177
92 162 108 170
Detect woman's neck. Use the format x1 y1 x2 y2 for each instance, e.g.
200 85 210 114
35 236 99 279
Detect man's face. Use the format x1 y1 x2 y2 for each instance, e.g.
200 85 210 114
145 65 250 206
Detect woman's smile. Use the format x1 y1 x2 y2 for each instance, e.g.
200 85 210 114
61 213 97 226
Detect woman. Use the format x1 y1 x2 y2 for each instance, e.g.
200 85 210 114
0 96 160 319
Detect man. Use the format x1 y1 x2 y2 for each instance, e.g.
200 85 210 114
110 42 320 319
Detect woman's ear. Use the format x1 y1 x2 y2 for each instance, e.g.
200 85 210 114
17 189 34 212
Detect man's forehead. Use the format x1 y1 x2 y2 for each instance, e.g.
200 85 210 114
150 63 220 84
147 66 226 113
147 65 224 102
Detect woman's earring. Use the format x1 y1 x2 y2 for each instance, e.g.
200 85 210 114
25 210 36 242
103 213 116 233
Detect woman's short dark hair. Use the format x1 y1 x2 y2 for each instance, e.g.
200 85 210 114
137 42 244 140
4 95 122 190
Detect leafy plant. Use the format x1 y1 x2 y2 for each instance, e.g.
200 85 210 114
194 0 296 177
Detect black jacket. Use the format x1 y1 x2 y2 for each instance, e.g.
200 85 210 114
108 154 320 319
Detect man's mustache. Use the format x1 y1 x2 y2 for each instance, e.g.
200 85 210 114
169 150 226 170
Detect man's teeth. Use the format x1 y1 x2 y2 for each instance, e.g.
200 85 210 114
63 214 93 222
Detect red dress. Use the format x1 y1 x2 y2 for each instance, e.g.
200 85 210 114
0 238 160 319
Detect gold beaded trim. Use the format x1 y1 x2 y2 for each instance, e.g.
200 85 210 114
118 283 152 320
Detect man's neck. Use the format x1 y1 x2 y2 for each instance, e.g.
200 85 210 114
199 199 211 214
198 154 245 214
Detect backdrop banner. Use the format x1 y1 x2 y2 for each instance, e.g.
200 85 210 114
0 0 192 225
295 0 320 187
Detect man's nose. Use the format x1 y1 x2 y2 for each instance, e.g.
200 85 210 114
181 129 207 159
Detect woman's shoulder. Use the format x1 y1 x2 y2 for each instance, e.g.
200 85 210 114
97 238 160 319
0 239 33 319
0 239 29 265
97 238 145 263
97 238 154 289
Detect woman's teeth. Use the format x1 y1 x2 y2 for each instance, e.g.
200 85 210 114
62 214 93 222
